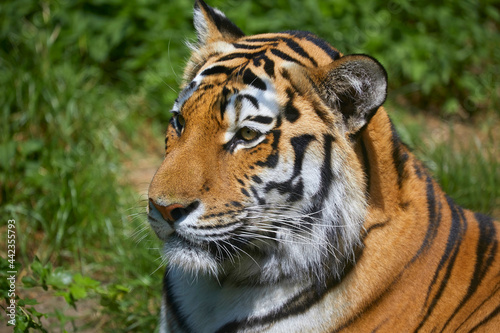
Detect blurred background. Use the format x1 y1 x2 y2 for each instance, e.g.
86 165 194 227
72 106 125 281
1 0 498 331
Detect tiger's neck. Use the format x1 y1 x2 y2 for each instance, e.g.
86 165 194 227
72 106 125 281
359 108 430 222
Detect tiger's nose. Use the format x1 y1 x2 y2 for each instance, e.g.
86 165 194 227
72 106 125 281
148 199 199 226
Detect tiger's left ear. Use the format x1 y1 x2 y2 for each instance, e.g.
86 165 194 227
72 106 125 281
311 54 387 134
193 0 245 46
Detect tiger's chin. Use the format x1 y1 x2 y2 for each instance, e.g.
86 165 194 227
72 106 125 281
162 230 357 287
162 235 260 282
163 235 221 277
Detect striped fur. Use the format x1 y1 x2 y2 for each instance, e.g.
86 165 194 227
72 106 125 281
147 1 500 332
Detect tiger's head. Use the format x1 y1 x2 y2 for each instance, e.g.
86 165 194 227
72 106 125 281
148 0 387 284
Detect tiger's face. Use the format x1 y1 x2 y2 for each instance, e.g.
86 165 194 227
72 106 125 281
148 1 387 284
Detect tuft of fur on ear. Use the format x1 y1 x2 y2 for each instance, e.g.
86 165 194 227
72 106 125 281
193 0 245 47
311 55 387 134
183 1 245 84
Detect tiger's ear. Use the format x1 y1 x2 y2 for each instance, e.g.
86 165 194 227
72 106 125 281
193 0 245 46
311 55 387 134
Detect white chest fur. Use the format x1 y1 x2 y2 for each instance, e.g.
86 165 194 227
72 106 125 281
164 268 340 333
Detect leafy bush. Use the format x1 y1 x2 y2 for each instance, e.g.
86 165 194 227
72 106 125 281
1 257 161 332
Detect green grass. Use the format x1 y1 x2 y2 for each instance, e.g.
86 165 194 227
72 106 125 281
422 131 499 217
0 0 498 331
391 108 500 218
0 0 164 330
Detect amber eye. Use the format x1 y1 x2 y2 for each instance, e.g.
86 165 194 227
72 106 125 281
239 127 259 141
172 112 185 135
177 114 186 128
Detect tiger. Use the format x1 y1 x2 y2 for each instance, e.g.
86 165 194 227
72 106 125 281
147 1 500 332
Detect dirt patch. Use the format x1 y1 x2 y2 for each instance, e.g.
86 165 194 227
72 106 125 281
125 153 163 198
422 113 500 153
124 121 165 198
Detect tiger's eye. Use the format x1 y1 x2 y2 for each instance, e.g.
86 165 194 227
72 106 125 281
177 114 186 128
240 127 258 141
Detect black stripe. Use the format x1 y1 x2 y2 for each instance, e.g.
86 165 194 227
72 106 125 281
243 68 267 90
302 74 331 123
216 275 345 333
176 81 197 107
413 160 424 179
319 134 335 198
457 284 500 331
470 304 500 332
301 134 335 232
217 50 266 62
288 135 316 179
239 33 323 69
443 213 498 330
233 42 266 49
192 218 241 230
470 285 500 329
313 103 330 124
251 175 263 184
249 185 266 205
247 115 273 125
270 48 306 66
164 271 193 332
220 86 232 120
330 279 393 332
256 130 281 168
408 176 442 265
263 57 275 77
283 38 318 67
264 134 315 203
280 67 311 101
337 189 448 333
242 37 282 43
284 88 300 123
360 137 371 199
240 94 259 109
198 83 214 91
201 65 235 76
416 196 467 332
389 121 409 189
245 31 341 63
363 219 391 237
285 30 341 62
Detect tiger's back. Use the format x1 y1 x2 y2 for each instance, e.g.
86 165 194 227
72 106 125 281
340 110 500 331
147 1 500 332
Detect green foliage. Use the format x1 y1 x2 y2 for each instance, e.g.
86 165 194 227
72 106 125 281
1 256 161 332
1 0 163 330
0 0 139 263
1 259 47 332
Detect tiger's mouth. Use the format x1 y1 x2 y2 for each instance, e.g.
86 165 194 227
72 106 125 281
170 224 251 258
